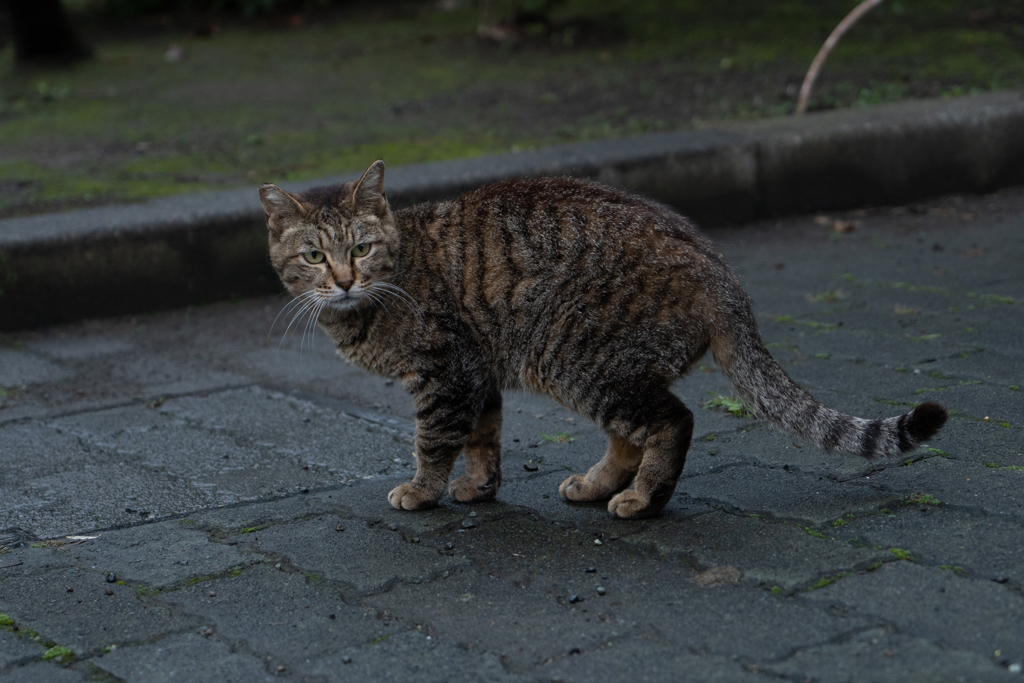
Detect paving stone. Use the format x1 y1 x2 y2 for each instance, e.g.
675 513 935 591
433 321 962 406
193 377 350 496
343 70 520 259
156 565 381 661
801 561 1024 663
29 337 135 362
363 515 875 667
93 633 278 683
0 662 87 682
682 465 903 524
616 510 890 590
762 627 1014 683
679 419 875 480
301 629 530 682
66 525 262 590
187 490 342 533
0 348 71 388
0 547 77 579
0 565 199 655
542 646 763 683
862 457 1024 520
243 517 469 595
0 631 46 670
832 506 1024 585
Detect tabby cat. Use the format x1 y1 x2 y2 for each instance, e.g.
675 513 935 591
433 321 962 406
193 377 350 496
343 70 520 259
259 160 947 519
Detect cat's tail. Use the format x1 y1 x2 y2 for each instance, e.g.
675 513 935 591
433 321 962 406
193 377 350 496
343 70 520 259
709 307 947 460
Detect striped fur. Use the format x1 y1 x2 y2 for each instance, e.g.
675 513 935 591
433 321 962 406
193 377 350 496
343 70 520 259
260 161 948 519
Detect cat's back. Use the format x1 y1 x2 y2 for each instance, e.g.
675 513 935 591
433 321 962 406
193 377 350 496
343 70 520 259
411 176 717 272
461 176 706 245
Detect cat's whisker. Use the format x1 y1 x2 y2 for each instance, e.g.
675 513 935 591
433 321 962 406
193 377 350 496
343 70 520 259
270 291 317 339
364 290 394 318
280 294 323 353
372 282 421 318
374 279 418 307
301 296 328 358
300 298 317 356
268 291 319 344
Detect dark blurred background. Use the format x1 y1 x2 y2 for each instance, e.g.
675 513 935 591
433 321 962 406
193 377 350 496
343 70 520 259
1 0 1022 218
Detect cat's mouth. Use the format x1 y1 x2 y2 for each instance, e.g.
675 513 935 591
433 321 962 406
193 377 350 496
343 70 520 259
327 291 365 311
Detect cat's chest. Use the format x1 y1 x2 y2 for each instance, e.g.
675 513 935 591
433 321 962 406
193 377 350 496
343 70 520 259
322 315 412 378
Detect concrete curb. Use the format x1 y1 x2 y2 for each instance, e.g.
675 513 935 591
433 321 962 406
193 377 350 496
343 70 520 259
1 91 1022 330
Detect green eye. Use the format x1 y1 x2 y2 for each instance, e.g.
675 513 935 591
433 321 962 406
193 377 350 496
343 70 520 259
352 243 370 258
302 250 325 264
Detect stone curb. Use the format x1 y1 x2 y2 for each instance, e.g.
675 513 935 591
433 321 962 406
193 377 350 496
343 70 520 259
1 91 1022 330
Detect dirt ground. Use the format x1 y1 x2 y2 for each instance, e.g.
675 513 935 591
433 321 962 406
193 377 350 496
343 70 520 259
1 0 1022 218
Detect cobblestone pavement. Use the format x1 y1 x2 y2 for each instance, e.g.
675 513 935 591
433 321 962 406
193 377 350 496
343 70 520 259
1 188 1023 682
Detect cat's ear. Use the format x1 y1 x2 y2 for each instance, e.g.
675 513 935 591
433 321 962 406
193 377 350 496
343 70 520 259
351 160 388 216
259 184 305 235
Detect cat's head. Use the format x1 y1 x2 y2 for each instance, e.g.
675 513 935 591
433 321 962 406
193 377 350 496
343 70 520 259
259 160 398 314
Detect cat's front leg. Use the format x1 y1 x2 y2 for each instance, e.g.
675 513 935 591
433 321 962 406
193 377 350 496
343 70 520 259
448 384 502 503
388 373 487 511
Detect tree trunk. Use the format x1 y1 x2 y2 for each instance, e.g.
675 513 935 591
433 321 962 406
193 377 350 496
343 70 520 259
6 0 93 66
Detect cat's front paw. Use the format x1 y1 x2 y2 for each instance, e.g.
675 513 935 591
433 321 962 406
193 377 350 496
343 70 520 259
607 490 659 519
559 473 612 502
388 482 441 511
448 475 498 503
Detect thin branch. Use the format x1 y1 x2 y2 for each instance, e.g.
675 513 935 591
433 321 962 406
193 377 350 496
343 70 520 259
796 0 885 115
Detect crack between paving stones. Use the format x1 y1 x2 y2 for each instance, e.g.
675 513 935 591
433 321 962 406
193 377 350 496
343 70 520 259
0 383 256 428
261 384 415 435
750 623 912 669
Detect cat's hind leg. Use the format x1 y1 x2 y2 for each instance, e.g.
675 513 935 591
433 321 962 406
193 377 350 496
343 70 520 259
448 385 502 503
559 433 642 502
606 390 693 519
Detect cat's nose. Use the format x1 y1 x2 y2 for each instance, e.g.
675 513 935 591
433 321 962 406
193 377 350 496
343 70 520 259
336 279 354 292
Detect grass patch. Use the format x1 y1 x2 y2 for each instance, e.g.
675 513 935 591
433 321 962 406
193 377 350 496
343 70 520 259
806 289 847 303
540 432 576 444
967 293 1015 305
983 462 1024 472
807 572 852 591
702 393 754 418
892 282 950 295
939 564 965 573
804 527 829 539
831 518 849 528
889 547 913 561
873 398 920 408
0 613 14 630
42 646 75 665
906 493 941 506
926 447 950 456
775 315 839 330
914 379 982 394
5 0 1018 216
239 524 271 534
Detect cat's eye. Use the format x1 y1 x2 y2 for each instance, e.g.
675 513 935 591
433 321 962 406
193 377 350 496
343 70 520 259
352 243 371 258
302 250 325 264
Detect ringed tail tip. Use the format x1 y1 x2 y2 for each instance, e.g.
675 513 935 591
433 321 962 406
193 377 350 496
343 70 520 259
906 402 948 446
